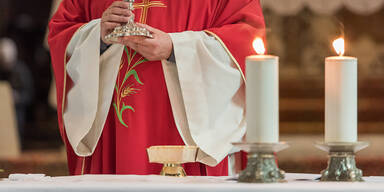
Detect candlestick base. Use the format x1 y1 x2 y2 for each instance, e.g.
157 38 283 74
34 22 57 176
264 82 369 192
315 142 369 182
232 142 289 183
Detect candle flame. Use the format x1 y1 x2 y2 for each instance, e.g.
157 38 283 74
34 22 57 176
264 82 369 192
333 37 345 56
253 37 266 55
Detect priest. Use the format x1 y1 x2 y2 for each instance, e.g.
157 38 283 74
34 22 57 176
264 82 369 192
48 0 265 176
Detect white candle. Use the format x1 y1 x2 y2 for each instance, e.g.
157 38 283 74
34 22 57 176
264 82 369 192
246 38 279 143
325 38 358 143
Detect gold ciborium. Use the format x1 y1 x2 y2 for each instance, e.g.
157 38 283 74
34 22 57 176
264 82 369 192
147 146 198 177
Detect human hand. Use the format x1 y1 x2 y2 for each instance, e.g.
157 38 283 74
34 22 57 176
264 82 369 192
120 23 173 61
101 1 132 45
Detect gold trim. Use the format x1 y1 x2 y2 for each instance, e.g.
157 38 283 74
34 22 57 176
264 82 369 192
81 157 86 175
204 30 246 83
61 23 88 175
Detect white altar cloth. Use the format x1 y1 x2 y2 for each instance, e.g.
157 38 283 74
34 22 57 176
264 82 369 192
1 173 384 192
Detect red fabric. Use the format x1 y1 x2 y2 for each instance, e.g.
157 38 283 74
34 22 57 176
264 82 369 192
206 0 266 73
48 0 264 176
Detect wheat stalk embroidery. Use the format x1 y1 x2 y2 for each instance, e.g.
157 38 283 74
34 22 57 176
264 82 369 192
113 47 148 127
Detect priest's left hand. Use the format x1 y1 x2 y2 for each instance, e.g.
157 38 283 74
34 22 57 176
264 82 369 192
120 23 173 61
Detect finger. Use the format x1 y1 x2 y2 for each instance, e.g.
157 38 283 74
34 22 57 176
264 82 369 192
122 36 148 45
111 1 130 9
123 40 139 51
136 23 161 34
104 14 130 23
134 45 153 55
121 36 141 42
110 7 132 17
139 37 158 45
128 36 157 49
120 36 153 49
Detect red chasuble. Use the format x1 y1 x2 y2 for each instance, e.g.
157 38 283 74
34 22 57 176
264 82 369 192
48 0 265 175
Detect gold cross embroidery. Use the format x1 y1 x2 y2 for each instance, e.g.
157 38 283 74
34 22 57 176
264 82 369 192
134 0 167 24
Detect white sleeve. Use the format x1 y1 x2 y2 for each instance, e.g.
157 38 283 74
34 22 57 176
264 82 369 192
163 31 246 166
64 19 124 157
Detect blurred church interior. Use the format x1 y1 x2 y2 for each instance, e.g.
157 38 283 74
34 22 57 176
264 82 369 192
0 0 383 177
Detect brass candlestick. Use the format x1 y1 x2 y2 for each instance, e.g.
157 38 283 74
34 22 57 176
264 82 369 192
315 142 369 182
147 146 198 177
232 142 289 183
105 0 153 43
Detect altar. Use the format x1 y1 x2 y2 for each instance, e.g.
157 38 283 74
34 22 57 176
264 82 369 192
2 174 384 192
1 0 384 190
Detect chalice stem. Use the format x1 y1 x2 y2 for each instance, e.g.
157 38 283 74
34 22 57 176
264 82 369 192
124 0 135 24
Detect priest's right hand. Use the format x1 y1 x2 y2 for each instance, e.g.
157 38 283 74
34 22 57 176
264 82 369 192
101 1 132 45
